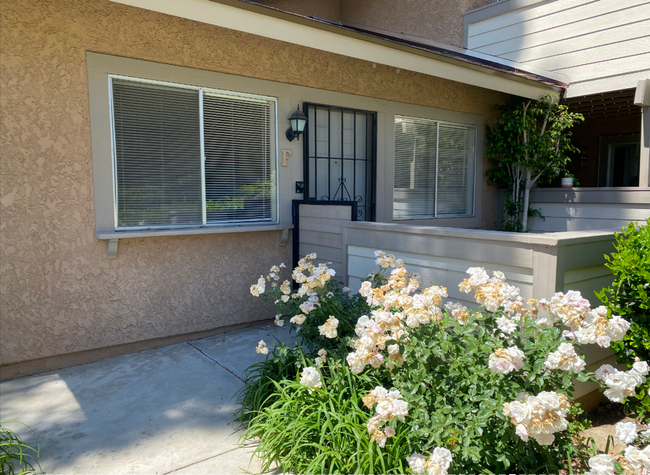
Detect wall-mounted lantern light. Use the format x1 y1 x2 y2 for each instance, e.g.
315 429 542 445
285 105 308 142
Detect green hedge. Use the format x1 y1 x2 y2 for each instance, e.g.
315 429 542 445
596 218 650 420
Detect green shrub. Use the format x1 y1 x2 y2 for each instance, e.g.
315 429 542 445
249 254 368 354
0 421 40 475
596 218 650 420
389 310 588 473
241 252 648 473
485 95 583 232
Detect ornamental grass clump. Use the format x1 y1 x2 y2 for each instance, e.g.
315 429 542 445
0 421 40 475
241 354 411 474
240 251 646 474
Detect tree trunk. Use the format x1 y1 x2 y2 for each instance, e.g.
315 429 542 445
522 168 532 232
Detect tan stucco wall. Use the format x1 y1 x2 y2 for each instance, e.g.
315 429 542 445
253 0 490 48
0 0 505 374
340 0 491 48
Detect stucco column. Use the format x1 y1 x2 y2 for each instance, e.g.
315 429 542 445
634 79 650 188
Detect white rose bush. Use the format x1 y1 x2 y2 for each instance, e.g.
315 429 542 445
613 422 650 475
237 251 648 473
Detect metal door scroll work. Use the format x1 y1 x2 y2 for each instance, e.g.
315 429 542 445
303 103 377 221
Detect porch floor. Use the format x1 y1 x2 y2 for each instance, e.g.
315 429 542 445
0 322 296 475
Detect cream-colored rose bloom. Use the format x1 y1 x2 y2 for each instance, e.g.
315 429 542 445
255 340 268 355
290 314 306 325
318 315 339 339
299 367 322 393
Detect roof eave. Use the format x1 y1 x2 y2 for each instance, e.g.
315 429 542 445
109 0 566 99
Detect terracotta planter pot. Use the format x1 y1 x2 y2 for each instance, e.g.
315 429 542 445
561 177 574 188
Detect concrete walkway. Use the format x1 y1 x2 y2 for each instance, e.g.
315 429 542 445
0 322 296 475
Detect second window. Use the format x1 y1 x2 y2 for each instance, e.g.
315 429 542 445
393 116 476 219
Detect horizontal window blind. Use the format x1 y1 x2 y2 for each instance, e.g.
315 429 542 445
393 116 475 219
393 116 437 219
437 124 475 216
113 80 202 227
111 78 276 229
203 93 274 223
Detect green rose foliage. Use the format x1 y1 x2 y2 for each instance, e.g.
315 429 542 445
295 287 368 355
251 258 369 355
388 311 588 473
596 218 650 420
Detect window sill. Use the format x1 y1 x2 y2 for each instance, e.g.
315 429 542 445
97 224 293 258
393 214 475 221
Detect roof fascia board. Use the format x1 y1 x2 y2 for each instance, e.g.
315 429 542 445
110 0 560 99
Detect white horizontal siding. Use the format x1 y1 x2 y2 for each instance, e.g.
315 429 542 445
469 0 649 47
532 202 650 220
563 264 614 307
469 0 600 38
552 52 650 82
466 0 650 96
297 204 354 279
529 37 650 71
500 20 650 63
566 69 650 97
346 241 534 308
528 202 650 232
472 7 650 56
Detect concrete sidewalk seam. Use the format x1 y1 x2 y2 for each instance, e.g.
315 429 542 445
185 341 245 383
162 443 259 474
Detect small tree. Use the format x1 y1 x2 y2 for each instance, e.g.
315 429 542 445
486 95 584 232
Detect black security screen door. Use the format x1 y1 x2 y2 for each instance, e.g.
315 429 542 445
303 103 376 221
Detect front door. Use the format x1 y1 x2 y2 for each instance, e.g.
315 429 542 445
303 103 376 221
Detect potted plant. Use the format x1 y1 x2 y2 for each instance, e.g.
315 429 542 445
561 173 578 188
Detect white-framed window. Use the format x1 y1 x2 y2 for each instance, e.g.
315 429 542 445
393 115 476 219
109 76 277 230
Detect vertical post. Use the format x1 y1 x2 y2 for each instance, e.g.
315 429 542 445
639 106 650 188
634 79 650 187
532 244 564 299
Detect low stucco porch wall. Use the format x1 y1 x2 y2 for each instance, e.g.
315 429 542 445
343 221 617 400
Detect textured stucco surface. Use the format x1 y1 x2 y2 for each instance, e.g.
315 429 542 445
254 0 490 48
341 0 492 48
0 0 505 371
